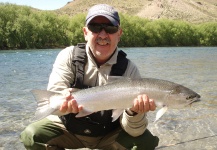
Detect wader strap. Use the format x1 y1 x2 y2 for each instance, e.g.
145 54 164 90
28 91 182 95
110 50 128 76
72 44 128 88
71 43 87 89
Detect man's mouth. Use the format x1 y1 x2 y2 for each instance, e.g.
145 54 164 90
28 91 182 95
96 38 110 46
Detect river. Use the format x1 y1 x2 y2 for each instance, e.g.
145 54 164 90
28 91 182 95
0 47 217 150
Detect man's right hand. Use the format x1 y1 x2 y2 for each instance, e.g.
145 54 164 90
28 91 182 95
60 88 83 114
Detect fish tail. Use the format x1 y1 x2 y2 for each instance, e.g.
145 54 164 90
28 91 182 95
31 90 57 120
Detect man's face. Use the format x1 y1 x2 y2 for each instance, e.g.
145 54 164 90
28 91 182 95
83 16 122 65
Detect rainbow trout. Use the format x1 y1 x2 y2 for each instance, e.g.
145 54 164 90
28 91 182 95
32 78 200 122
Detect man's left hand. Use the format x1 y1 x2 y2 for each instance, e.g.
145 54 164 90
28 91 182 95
130 94 156 114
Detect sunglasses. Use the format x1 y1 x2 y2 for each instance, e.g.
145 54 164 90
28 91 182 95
87 23 119 34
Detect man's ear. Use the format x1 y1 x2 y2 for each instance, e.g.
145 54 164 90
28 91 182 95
83 27 88 41
118 28 123 42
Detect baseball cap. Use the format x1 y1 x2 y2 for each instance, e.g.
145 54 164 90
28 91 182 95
85 4 120 26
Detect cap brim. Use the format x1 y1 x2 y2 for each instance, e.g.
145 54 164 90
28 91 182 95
86 15 119 26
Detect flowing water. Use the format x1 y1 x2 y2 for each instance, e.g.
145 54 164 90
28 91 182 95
0 47 217 150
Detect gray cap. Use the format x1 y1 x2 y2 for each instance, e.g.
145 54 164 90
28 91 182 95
86 4 120 26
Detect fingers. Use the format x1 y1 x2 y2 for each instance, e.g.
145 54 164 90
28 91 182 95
131 94 156 114
68 99 78 113
60 99 81 114
60 88 82 114
60 100 68 113
63 88 73 100
78 105 83 112
149 99 156 111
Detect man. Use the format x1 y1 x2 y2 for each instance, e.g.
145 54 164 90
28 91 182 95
20 4 159 150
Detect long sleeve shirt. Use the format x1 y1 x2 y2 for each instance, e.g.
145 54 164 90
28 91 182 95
47 45 148 137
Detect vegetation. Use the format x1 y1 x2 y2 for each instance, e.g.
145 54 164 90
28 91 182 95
57 0 217 24
0 3 216 50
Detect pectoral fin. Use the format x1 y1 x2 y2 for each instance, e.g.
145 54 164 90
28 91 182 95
34 107 57 121
75 109 93 118
112 109 124 122
154 106 168 122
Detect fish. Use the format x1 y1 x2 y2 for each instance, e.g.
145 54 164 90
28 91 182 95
31 78 201 122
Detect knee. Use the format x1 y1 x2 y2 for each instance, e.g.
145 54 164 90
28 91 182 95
135 129 159 149
20 123 41 148
116 129 159 150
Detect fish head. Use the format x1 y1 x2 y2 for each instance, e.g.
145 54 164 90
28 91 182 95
167 85 201 108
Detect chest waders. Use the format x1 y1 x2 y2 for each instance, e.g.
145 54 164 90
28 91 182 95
60 43 128 137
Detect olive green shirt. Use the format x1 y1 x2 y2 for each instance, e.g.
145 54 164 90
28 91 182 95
47 45 148 137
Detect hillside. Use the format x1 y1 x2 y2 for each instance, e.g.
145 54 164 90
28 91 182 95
55 0 217 23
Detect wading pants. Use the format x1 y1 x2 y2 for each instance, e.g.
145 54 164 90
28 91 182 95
20 116 159 150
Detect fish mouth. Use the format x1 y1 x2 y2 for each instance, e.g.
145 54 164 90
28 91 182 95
189 98 201 105
186 94 201 105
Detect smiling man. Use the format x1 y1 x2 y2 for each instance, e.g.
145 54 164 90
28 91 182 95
20 4 159 150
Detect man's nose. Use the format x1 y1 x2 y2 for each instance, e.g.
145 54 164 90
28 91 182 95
98 29 108 38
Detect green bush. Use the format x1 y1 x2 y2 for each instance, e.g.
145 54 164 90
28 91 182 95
0 3 216 50
197 22 217 46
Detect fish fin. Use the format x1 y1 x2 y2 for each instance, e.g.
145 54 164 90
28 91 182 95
107 76 130 84
31 90 57 120
31 89 56 103
107 76 141 84
154 106 168 123
75 109 93 118
34 107 57 121
100 111 104 116
112 109 124 122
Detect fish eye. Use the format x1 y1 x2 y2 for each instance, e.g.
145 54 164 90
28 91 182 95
186 95 194 100
186 95 199 100
186 94 201 100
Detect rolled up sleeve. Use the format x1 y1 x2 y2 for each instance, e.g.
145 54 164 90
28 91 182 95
120 111 148 137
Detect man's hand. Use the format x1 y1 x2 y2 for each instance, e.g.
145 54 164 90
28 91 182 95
130 94 156 114
59 88 83 114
